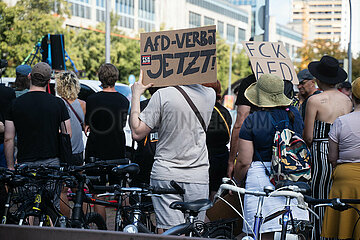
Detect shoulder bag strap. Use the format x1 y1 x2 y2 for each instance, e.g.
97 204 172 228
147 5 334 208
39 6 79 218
174 86 207 132
62 98 85 131
214 106 230 138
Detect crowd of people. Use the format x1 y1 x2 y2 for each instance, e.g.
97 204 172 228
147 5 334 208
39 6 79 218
0 53 359 239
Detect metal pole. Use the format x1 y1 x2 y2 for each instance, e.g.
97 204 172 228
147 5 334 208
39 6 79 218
348 0 352 82
228 44 233 96
105 0 111 63
264 0 270 41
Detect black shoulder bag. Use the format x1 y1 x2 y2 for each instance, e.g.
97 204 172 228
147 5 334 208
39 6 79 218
174 86 207 132
58 120 72 165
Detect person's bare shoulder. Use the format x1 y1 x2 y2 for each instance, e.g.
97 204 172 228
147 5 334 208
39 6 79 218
307 92 324 106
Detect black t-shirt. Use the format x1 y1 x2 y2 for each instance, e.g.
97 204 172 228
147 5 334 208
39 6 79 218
6 91 70 162
0 85 15 143
206 102 232 155
235 74 259 111
85 91 129 160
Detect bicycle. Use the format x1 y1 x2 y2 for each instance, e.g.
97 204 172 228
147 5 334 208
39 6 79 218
214 179 310 240
92 165 185 233
303 195 360 239
1 158 129 229
62 158 130 229
162 198 236 238
92 164 235 238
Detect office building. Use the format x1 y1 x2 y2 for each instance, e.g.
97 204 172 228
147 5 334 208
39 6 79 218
61 0 252 46
292 0 343 42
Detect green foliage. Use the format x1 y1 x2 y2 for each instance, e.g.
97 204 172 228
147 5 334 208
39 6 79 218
0 1 250 89
296 39 347 71
66 13 140 82
216 38 252 94
0 0 67 76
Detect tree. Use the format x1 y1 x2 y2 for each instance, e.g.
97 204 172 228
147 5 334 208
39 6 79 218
0 0 68 76
66 14 140 82
216 38 252 94
296 39 347 71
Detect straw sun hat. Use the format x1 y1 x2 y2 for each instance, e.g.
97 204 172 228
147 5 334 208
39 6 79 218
244 74 291 108
352 77 360 99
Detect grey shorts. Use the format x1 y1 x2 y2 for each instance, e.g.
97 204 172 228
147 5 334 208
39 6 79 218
150 179 209 229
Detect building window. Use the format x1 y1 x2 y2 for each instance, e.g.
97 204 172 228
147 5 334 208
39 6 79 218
227 24 235 42
238 28 245 42
96 9 105 22
217 21 224 38
68 0 91 19
139 0 155 21
189 11 201 28
115 0 135 29
96 0 104 7
138 20 155 32
204 16 214 26
138 0 155 32
115 0 134 15
186 0 248 23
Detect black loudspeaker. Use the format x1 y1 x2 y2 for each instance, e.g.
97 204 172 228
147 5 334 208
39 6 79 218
41 34 66 70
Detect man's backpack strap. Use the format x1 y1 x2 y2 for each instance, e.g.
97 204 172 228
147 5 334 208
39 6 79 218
174 86 207 132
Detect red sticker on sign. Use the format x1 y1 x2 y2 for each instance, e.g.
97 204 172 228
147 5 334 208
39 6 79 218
141 55 151 65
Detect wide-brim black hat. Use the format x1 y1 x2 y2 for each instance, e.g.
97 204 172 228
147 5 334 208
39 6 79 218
308 55 347 84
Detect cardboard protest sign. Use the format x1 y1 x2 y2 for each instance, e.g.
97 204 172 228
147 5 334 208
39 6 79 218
140 25 217 87
242 41 299 84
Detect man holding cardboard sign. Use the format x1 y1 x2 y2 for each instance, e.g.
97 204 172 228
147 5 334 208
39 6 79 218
131 26 217 231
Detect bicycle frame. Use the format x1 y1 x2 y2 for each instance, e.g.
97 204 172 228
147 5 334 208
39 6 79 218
214 183 307 240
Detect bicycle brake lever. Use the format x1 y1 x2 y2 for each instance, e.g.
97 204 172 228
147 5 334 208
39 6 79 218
331 198 351 211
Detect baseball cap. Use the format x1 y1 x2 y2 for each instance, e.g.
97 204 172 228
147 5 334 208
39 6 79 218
297 69 314 83
31 62 52 82
16 64 32 76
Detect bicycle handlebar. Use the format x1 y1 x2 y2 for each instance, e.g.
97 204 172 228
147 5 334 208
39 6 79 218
215 184 307 210
92 180 185 195
304 195 360 205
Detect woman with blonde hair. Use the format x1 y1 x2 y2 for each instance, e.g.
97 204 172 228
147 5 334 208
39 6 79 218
55 71 86 217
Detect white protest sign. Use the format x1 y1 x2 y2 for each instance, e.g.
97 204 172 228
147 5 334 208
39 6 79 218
242 41 298 84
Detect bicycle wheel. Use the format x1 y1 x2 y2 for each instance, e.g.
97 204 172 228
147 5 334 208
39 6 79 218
84 212 107 230
203 226 233 239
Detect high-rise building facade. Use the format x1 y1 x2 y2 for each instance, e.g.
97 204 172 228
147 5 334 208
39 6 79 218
62 0 252 46
292 0 342 42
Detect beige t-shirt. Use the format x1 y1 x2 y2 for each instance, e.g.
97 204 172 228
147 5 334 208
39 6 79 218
139 84 215 184
329 111 360 164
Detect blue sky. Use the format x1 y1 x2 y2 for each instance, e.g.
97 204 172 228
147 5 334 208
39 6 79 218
270 0 292 25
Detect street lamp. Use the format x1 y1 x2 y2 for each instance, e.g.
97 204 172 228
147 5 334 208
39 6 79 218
105 0 111 63
348 0 352 82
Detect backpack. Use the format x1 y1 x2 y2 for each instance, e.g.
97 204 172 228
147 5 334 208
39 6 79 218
257 111 311 185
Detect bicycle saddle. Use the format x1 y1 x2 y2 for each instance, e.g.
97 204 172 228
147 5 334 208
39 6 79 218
112 163 140 176
275 180 311 195
170 199 213 213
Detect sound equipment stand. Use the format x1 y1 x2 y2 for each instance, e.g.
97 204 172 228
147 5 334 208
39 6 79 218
22 37 44 66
